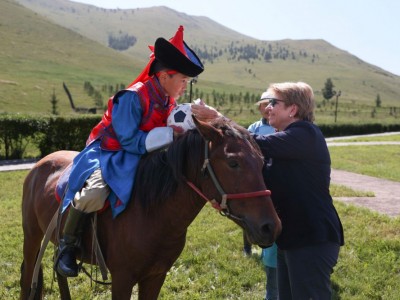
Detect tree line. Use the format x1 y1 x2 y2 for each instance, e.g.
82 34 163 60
192 41 319 64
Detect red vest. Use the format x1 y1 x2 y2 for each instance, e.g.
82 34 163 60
87 79 175 151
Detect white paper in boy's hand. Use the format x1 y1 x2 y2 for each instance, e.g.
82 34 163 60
193 98 202 105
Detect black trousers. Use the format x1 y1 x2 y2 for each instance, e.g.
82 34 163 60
277 242 340 300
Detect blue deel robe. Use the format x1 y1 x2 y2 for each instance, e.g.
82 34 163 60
62 90 153 218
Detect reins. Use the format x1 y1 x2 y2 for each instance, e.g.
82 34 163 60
186 139 271 219
28 209 59 300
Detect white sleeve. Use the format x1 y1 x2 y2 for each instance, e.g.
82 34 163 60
145 127 174 152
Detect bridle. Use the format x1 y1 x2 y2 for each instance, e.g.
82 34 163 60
186 139 271 220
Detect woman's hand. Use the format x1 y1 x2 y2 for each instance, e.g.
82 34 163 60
191 99 222 122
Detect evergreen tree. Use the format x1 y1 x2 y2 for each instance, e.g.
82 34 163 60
50 88 59 115
322 78 336 100
375 93 381 107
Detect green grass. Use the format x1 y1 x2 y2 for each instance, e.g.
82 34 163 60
330 184 374 197
329 135 400 182
331 202 400 300
1 149 399 299
329 145 400 181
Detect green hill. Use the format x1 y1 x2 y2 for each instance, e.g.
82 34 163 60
0 0 143 114
2 0 400 124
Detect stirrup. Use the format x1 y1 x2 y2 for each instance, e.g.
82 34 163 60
54 244 79 277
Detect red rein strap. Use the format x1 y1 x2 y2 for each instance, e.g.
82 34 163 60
186 181 271 211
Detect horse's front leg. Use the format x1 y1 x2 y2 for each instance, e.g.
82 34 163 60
138 273 167 300
111 270 136 300
56 273 71 300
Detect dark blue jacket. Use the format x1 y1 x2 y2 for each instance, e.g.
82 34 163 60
253 121 344 249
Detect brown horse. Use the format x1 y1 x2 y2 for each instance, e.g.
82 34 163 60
20 117 281 300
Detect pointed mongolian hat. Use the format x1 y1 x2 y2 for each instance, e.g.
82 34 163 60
129 26 204 87
150 25 204 77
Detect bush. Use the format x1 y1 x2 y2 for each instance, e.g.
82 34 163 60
0 114 100 159
319 123 400 137
37 116 100 156
0 115 48 159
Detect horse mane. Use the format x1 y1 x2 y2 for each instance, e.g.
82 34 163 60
134 117 263 211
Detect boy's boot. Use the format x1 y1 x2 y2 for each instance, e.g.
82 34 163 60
55 205 88 277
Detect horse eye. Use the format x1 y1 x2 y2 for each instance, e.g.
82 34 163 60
228 160 239 168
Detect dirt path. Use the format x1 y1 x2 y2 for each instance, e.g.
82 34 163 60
330 169 400 218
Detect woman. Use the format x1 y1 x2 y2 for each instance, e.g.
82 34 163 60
193 82 344 299
254 82 344 299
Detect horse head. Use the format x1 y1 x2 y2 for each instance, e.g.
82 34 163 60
191 116 281 247
135 116 281 247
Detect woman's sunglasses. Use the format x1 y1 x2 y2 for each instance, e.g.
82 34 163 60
265 98 285 107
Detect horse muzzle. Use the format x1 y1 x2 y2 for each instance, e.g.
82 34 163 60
242 217 281 248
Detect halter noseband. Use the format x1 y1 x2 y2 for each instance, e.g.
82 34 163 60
186 139 271 219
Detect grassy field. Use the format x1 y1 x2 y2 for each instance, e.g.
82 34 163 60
329 144 400 181
1 142 400 299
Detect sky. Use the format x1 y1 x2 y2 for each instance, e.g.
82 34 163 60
74 0 400 76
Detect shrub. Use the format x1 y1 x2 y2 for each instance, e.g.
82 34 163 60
37 116 100 156
0 114 100 159
0 115 47 159
319 123 400 138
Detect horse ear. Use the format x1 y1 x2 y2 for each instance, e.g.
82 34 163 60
192 115 223 143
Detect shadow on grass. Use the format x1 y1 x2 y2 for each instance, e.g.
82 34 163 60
332 280 342 299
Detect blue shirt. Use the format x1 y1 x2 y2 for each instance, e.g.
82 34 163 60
261 243 277 268
247 118 276 135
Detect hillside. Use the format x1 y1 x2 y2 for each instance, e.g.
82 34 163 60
2 0 400 122
0 0 143 114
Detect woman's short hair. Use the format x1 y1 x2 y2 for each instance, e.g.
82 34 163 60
268 82 315 122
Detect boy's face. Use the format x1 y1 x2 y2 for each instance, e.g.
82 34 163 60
160 72 191 99
258 101 271 120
